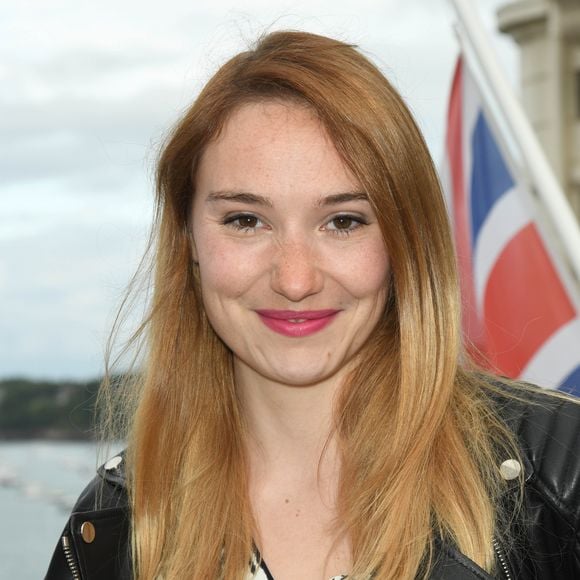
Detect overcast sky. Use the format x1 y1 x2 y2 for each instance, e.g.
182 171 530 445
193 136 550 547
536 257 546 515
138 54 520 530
0 0 516 380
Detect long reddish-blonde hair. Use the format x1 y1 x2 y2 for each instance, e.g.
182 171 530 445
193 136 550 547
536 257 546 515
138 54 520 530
100 30 521 579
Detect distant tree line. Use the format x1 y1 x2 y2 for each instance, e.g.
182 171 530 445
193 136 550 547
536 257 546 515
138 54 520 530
0 378 100 440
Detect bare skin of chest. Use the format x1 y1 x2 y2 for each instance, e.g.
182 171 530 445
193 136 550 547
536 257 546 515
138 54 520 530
251 482 351 580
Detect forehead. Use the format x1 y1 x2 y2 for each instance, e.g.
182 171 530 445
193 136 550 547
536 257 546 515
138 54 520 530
194 100 360 201
219 99 318 139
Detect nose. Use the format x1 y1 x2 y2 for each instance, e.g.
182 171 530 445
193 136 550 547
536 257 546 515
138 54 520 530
270 238 324 302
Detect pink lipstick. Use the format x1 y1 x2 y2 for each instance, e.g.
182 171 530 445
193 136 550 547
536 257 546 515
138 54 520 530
255 309 339 337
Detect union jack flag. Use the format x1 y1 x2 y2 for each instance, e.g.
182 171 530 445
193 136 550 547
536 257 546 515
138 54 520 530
442 57 580 394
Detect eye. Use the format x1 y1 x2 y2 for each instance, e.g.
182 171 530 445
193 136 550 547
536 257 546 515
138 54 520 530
222 213 265 232
324 214 368 235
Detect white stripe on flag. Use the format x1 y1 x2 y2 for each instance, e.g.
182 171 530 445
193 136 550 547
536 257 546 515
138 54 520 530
473 185 530 311
519 317 580 389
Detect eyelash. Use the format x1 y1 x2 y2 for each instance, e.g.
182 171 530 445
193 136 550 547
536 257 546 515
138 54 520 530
221 213 369 236
324 215 368 236
222 213 267 233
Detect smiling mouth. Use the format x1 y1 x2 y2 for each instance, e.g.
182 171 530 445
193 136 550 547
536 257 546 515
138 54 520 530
255 309 340 337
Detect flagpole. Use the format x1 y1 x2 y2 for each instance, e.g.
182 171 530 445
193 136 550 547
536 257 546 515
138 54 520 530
449 0 580 283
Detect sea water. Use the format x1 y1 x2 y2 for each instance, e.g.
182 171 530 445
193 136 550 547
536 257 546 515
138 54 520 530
0 441 121 579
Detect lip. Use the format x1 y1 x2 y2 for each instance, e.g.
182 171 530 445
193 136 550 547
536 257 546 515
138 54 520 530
255 309 340 337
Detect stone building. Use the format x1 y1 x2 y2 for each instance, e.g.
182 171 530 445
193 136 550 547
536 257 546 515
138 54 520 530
498 0 580 219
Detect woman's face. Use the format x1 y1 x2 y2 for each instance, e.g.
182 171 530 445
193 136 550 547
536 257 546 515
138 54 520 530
191 100 390 387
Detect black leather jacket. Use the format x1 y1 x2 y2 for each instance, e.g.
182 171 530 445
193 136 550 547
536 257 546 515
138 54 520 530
45 388 580 579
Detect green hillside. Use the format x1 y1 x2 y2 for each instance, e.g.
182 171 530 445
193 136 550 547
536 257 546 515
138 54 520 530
0 378 99 439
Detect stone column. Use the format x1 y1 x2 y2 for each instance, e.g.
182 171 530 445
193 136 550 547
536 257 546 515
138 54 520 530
498 0 580 218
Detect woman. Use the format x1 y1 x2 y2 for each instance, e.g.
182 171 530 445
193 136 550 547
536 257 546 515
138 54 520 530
46 31 580 580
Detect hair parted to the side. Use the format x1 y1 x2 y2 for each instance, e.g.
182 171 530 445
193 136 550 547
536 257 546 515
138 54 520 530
98 30 523 579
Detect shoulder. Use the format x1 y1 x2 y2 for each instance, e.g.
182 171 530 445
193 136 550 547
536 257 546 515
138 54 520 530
486 382 580 577
44 452 131 580
73 451 128 512
493 383 580 525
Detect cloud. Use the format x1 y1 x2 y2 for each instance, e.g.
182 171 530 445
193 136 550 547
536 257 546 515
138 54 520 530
0 89 174 188
0 216 150 378
0 0 516 378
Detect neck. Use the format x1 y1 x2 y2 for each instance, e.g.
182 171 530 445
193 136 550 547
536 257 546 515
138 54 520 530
235 361 343 479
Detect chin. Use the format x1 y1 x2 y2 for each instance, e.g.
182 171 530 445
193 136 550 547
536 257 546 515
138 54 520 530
265 364 343 388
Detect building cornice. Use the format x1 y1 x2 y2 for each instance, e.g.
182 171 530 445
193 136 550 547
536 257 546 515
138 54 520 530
497 1 548 38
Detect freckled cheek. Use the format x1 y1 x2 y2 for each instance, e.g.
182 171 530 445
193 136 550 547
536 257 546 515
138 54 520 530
196 240 268 298
334 245 390 299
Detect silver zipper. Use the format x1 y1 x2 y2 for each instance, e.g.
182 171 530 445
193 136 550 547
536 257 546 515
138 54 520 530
61 534 81 580
492 537 512 580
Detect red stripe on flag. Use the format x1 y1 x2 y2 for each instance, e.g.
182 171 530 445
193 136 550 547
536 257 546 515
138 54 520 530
483 223 576 376
446 58 486 356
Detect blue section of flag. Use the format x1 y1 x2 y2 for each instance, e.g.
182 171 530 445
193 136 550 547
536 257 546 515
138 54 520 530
470 112 515 245
560 365 580 397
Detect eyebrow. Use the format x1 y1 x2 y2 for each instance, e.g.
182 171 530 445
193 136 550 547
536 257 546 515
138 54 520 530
205 191 273 207
316 192 369 207
205 190 369 207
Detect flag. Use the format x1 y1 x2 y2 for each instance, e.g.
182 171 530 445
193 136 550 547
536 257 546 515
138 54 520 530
442 57 580 394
